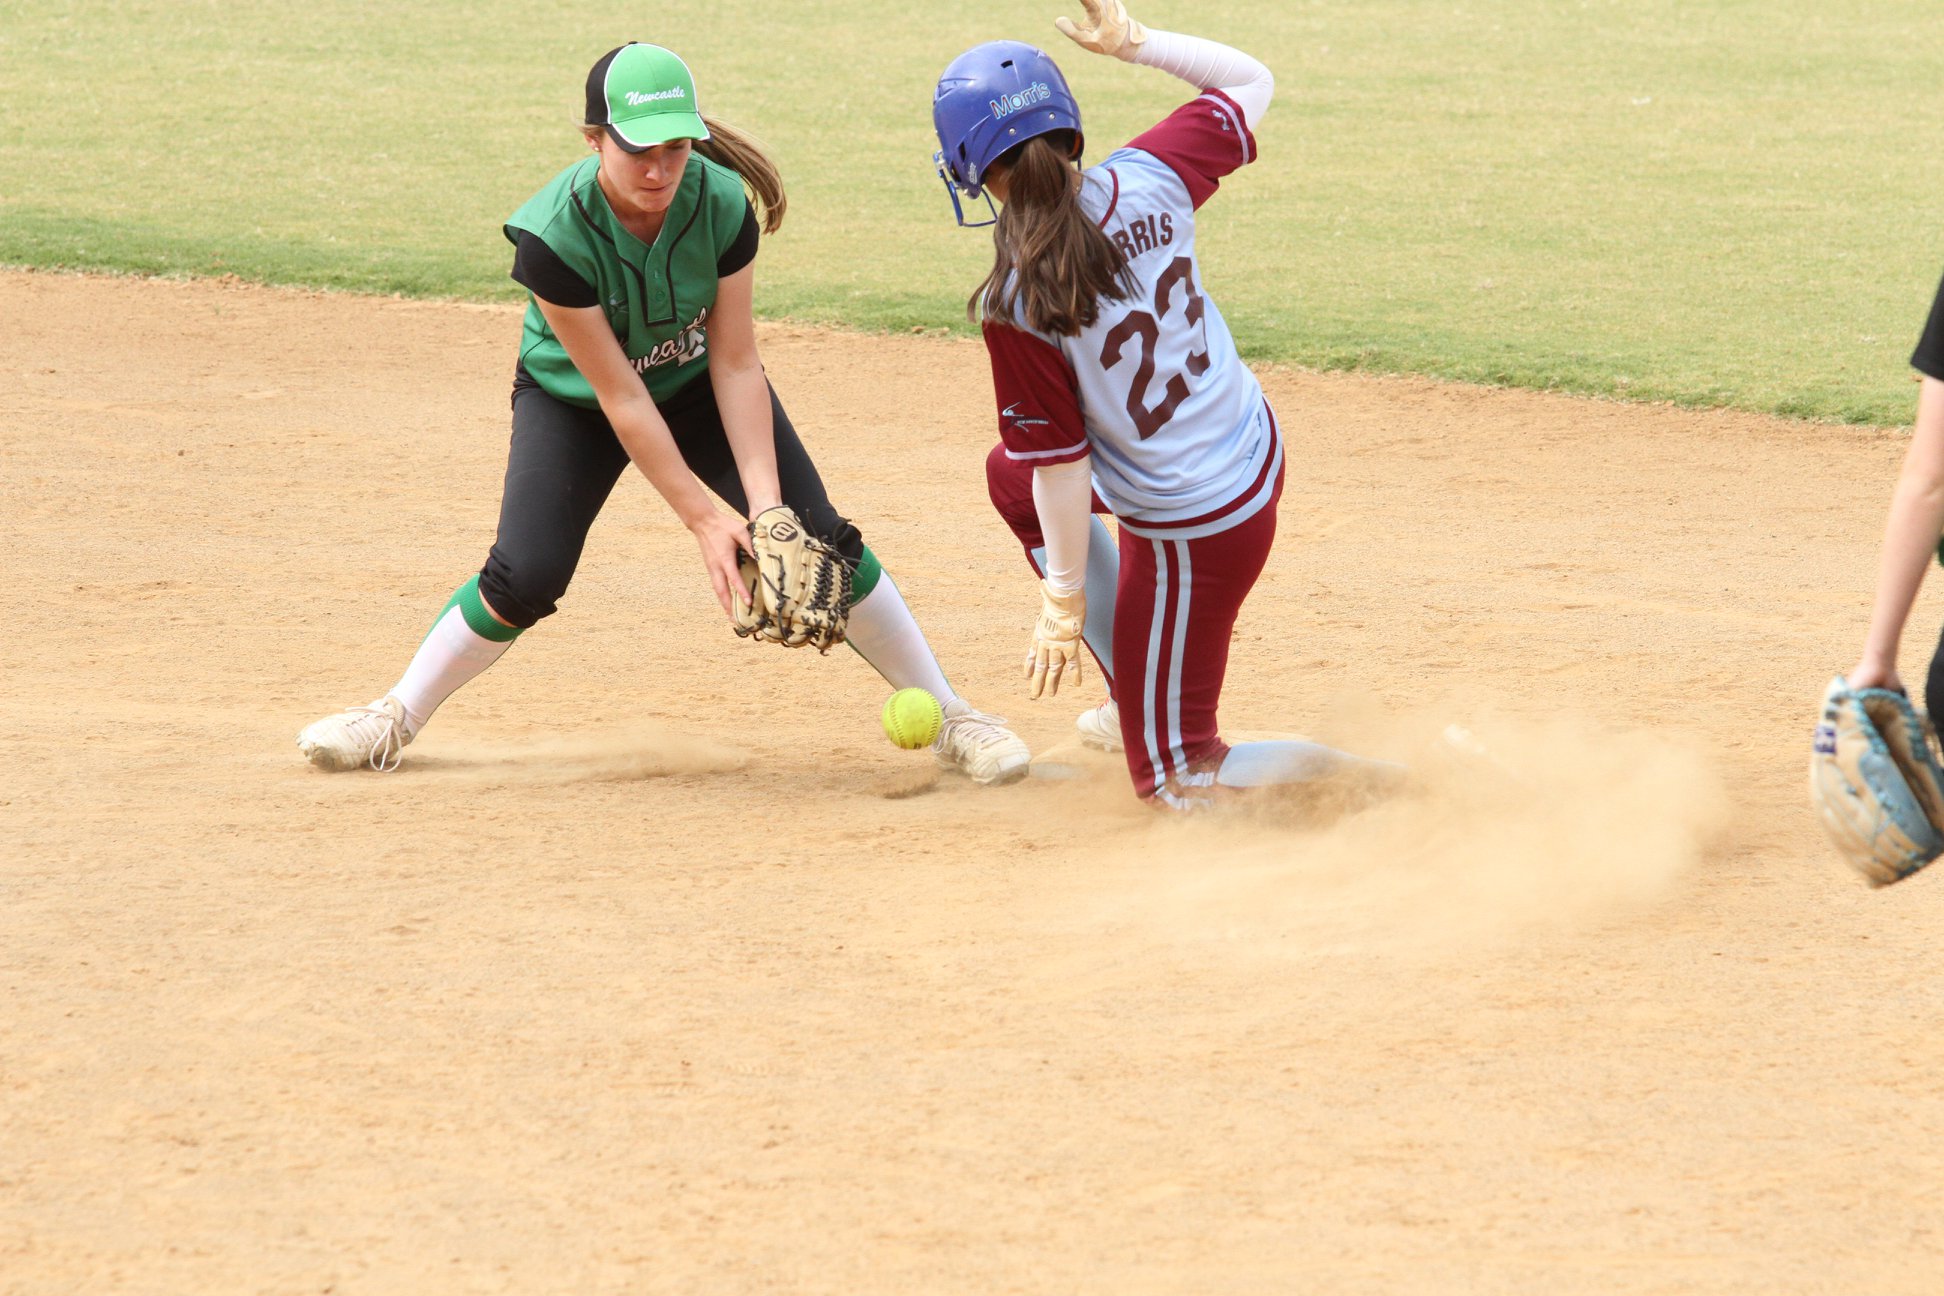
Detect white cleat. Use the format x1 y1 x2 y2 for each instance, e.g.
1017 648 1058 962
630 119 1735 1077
297 696 413 772
933 699 1032 786
1076 699 1123 752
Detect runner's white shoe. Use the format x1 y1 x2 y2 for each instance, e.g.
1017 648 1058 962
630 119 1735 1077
297 696 413 772
933 700 1032 785
1076 699 1122 752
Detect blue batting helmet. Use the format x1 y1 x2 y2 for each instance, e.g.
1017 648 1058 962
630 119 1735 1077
931 41 1082 227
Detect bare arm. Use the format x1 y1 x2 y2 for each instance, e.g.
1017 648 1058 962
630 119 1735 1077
1850 375 1944 691
536 296 752 616
706 263 783 517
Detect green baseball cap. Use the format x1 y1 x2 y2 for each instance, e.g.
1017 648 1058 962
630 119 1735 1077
584 43 710 152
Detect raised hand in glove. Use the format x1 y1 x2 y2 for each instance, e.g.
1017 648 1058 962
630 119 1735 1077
734 506 854 653
1025 579 1086 698
1055 0 1148 60
1810 675 1944 886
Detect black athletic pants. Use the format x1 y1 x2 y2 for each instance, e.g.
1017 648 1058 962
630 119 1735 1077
1928 620 1944 724
478 375 860 628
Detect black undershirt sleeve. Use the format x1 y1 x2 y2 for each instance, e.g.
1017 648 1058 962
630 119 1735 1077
512 202 756 306
717 202 760 278
1913 270 1944 381
511 231 599 308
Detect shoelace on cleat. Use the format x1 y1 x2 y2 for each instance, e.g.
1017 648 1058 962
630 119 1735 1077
345 703 406 772
938 709 1014 752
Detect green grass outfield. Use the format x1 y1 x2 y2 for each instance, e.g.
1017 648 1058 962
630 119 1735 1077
5 0 1941 423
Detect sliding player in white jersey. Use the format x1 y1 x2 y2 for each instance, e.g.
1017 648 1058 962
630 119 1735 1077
933 1 1397 808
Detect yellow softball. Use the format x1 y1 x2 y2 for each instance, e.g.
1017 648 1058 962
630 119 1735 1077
881 688 944 750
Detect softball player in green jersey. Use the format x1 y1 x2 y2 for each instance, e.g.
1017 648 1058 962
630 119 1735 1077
298 42 1030 783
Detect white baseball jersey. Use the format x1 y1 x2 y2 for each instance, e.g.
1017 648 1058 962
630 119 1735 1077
984 91 1277 540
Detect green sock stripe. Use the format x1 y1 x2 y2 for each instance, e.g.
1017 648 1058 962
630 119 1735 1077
850 544 883 604
446 575 523 643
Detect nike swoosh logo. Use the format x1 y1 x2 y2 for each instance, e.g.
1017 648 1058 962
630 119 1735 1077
1001 402 1050 428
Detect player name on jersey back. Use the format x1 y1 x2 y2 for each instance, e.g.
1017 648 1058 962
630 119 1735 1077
1061 148 1271 537
984 95 1276 539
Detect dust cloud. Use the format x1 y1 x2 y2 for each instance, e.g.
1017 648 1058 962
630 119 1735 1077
1086 704 1731 957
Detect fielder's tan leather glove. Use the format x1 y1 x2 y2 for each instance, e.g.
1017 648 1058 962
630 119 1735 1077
738 506 853 653
1025 579 1086 698
1055 0 1149 60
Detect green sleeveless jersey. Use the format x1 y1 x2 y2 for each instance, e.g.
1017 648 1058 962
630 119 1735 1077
504 152 750 407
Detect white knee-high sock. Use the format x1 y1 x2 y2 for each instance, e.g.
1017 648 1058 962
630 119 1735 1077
1030 514 1119 687
389 576 523 735
844 571 959 706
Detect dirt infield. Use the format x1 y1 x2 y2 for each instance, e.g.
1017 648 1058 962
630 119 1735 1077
7 269 1944 1293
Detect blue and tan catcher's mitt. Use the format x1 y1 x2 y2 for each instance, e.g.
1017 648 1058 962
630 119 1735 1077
1810 676 1944 887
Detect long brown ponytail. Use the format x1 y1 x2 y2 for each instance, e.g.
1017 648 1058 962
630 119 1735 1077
972 131 1131 336
695 114 787 234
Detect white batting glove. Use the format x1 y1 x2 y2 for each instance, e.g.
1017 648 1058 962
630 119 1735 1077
1054 0 1149 60
1025 580 1086 699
